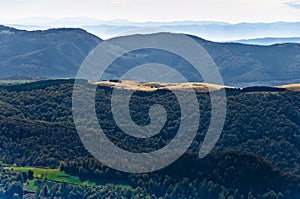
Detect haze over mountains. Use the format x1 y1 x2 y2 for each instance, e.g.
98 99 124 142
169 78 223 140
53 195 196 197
4 18 300 44
0 25 300 87
0 18 300 198
235 37 300 46
83 21 300 43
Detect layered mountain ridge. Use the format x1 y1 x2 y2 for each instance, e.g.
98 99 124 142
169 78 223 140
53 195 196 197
1 25 300 87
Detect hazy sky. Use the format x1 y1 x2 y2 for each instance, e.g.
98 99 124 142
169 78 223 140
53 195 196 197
1 0 300 23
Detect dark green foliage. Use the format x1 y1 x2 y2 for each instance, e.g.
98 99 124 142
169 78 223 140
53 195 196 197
0 80 299 198
27 170 34 180
0 169 25 199
0 79 77 92
241 86 286 92
60 152 300 198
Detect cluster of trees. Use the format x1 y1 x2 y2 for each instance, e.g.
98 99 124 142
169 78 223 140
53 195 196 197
0 117 90 167
217 89 300 174
0 80 299 198
35 181 292 199
0 169 25 199
59 152 300 198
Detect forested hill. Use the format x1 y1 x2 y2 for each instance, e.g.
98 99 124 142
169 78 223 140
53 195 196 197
1 26 300 86
0 80 299 198
0 25 102 78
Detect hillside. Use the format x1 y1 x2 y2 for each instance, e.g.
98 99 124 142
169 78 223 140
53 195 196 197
97 35 300 87
278 83 300 92
0 25 102 78
1 26 300 86
0 80 299 198
92 80 233 92
192 36 300 87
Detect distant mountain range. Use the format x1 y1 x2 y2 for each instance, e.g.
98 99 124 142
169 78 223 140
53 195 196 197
234 37 300 45
4 18 300 43
82 21 300 42
0 25 300 87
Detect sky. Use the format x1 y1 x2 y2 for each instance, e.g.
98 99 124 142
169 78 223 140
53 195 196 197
1 0 300 23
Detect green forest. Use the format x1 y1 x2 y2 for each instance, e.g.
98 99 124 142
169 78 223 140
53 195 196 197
0 79 299 198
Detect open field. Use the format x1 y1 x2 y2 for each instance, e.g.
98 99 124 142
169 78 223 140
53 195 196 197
91 80 233 92
4 166 131 192
277 83 300 91
5 166 84 185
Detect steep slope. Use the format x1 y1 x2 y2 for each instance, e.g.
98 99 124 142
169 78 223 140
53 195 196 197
0 25 102 78
85 33 300 87
190 35 300 86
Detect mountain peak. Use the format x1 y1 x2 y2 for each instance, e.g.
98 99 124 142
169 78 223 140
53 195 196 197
0 25 20 32
0 25 102 79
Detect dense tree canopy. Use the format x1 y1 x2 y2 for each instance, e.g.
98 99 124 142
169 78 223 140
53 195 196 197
0 80 299 198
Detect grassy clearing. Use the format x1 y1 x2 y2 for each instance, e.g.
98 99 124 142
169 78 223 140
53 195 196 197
25 180 38 192
5 166 131 192
92 80 232 92
4 166 93 186
277 83 300 91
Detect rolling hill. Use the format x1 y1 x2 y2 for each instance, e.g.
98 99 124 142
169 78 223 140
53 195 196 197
99 34 300 87
1 25 300 87
277 83 300 92
0 79 299 198
91 80 233 92
0 25 102 78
